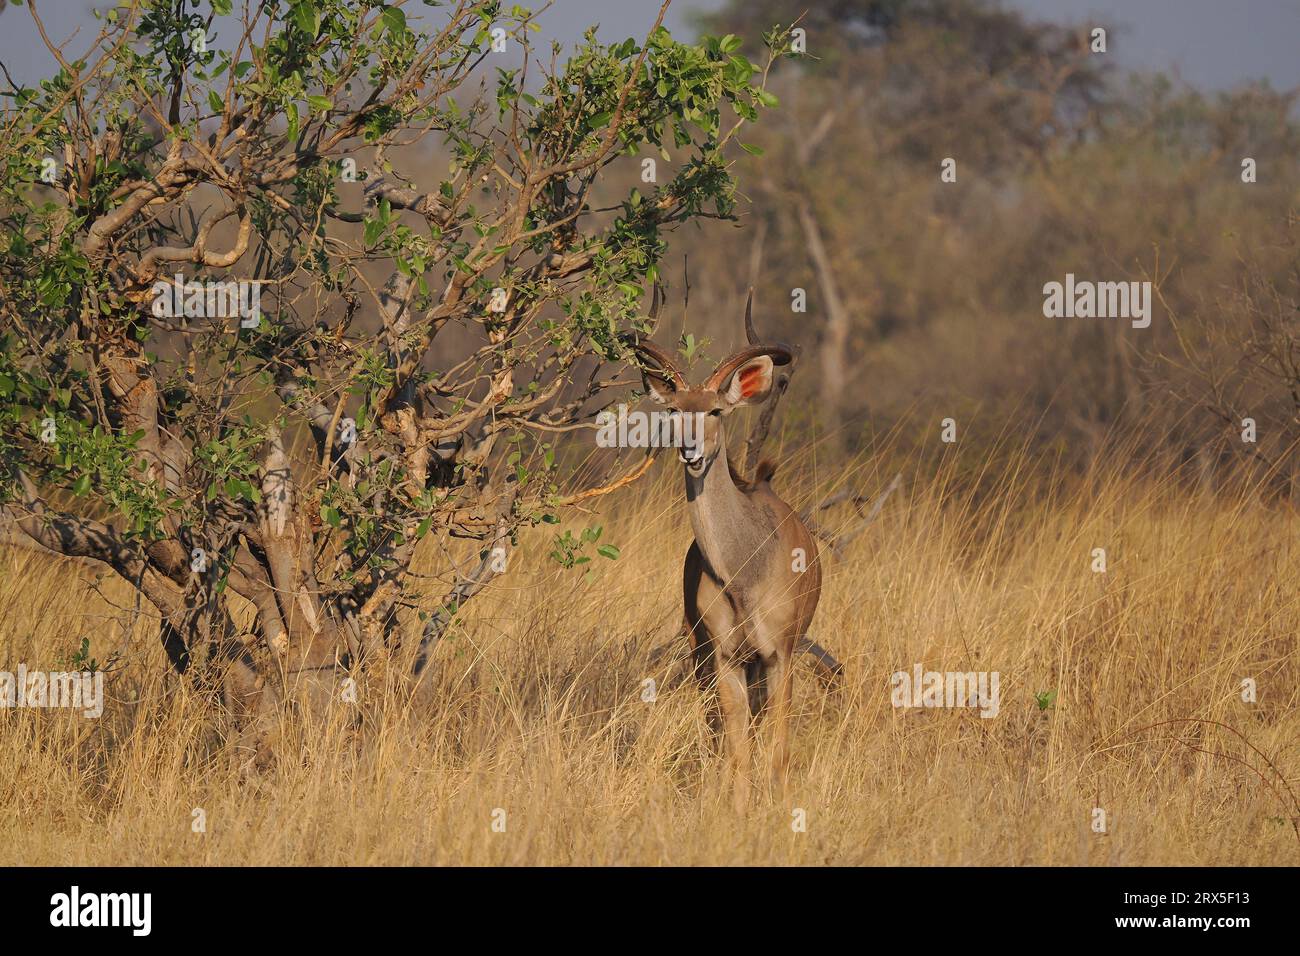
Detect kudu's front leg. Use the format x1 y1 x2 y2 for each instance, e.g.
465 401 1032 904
765 649 794 800
714 655 752 814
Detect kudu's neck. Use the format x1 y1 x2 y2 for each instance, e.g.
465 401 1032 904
683 429 762 580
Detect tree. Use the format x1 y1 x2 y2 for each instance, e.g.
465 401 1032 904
0 0 786 735
693 0 1106 434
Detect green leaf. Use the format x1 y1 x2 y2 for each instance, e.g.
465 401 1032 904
293 3 320 37
719 34 742 53
208 90 224 114
730 54 757 75
0 374 12 397
597 544 620 560
381 5 407 35
212 0 233 15
307 95 333 114
72 474 91 496
739 142 764 156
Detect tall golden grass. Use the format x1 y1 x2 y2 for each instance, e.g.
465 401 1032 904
1 429 1297 865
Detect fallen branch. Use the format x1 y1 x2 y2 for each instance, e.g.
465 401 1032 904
803 472 903 557
796 637 844 687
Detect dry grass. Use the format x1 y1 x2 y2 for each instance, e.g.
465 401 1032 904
1 441 1297 866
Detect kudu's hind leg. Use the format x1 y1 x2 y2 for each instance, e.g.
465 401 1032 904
745 655 768 717
684 619 725 741
685 617 716 686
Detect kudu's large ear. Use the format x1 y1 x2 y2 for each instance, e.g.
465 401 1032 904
707 289 794 410
721 354 776 408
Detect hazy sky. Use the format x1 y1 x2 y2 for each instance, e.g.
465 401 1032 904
0 1 1296 92
1013 0 1300 90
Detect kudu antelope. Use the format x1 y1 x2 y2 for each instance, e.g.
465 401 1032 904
625 290 825 811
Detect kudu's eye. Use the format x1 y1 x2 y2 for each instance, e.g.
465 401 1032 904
708 409 722 417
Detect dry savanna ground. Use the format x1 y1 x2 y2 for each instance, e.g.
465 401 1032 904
1 434 1297 866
